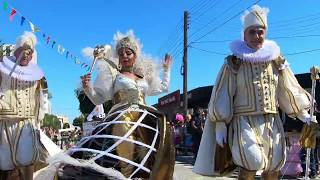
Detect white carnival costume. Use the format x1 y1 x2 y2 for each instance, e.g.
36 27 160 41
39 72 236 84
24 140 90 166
81 44 115 122
35 31 175 180
0 32 50 177
194 5 314 178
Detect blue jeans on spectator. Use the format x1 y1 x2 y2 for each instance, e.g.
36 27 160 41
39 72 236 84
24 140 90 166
300 148 318 177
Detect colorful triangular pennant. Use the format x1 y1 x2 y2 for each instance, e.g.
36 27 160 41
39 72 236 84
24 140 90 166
9 8 16 21
20 16 26 26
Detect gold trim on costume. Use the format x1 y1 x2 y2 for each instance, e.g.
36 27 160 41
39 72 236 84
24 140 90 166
113 89 146 105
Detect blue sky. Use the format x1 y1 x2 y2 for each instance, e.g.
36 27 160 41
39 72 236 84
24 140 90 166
1 0 320 122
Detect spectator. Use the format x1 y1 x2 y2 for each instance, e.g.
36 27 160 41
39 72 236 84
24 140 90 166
191 108 203 159
300 148 318 178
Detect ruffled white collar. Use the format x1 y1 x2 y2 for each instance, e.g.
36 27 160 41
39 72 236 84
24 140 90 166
229 39 280 63
0 56 44 81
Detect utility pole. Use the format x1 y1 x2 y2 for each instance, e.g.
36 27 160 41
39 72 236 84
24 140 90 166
182 11 189 117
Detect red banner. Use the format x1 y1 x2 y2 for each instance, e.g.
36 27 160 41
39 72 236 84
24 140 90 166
158 90 180 108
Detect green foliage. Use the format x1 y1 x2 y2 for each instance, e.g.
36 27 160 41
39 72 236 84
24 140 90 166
48 92 53 99
63 123 70 129
75 89 95 114
42 114 61 130
73 115 86 130
75 89 113 116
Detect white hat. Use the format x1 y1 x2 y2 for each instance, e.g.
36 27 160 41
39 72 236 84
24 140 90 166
14 31 38 64
241 5 269 31
14 31 37 51
113 30 141 58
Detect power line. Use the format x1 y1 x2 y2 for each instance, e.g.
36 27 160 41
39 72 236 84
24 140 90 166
169 37 183 55
285 48 320 56
191 39 232 44
189 0 243 40
191 45 320 57
270 11 320 26
190 34 320 44
270 18 320 32
189 0 208 13
171 42 183 58
189 45 228 56
272 34 320 40
157 18 183 55
190 0 212 16
173 49 183 60
192 0 262 42
191 0 220 22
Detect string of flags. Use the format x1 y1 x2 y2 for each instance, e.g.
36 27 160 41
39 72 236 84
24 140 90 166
1 1 91 71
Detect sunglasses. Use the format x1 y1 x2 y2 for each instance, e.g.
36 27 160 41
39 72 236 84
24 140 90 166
118 50 134 57
248 29 265 36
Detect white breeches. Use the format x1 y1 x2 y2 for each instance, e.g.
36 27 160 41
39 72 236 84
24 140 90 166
0 119 39 170
230 113 286 171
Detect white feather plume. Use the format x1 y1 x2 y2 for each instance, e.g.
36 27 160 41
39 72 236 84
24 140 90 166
14 31 37 51
81 47 94 60
113 29 142 58
113 30 165 92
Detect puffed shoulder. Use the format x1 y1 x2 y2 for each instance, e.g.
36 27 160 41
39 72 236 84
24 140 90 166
39 77 48 91
273 55 288 70
225 55 241 73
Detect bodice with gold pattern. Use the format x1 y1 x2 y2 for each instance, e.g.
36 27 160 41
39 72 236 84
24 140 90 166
112 74 148 105
233 60 278 116
113 89 146 105
0 71 40 120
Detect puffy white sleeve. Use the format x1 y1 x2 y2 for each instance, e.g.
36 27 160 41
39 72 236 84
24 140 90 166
84 60 118 105
207 61 236 124
37 78 49 124
277 60 312 121
146 67 170 96
38 91 48 122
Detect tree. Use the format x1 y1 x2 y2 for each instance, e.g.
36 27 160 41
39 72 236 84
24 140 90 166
75 89 113 120
63 123 70 129
42 114 61 130
75 89 95 114
73 115 86 130
48 92 53 99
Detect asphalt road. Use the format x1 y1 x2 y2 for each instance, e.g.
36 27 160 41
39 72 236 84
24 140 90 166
173 155 320 180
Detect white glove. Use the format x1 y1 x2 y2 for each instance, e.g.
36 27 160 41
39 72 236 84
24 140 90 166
304 116 317 125
216 122 227 147
297 110 318 125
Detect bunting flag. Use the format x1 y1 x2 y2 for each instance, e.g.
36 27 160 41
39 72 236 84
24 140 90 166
81 63 88 68
46 36 50 44
3 1 8 11
29 22 40 32
66 51 69 58
9 8 16 21
51 41 56 48
20 16 26 26
57 44 62 53
61 47 65 54
2 3 88 70
75 59 81 64
57 45 65 54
